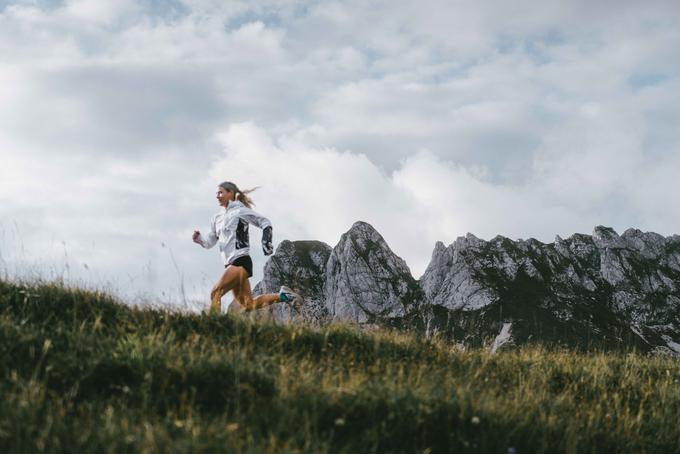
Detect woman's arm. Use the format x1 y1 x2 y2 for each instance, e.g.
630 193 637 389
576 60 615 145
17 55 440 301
193 216 218 249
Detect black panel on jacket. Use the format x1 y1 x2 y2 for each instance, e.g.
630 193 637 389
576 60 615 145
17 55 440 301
235 219 250 250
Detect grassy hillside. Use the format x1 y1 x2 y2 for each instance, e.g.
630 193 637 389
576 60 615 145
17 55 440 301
1 280 679 453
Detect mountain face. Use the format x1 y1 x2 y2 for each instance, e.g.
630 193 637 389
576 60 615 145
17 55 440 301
254 223 680 354
252 239 332 323
323 222 424 324
420 226 680 353
253 222 424 325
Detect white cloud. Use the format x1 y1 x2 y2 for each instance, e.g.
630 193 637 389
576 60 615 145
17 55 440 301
63 0 140 26
210 117 680 278
208 123 603 278
211 122 398 244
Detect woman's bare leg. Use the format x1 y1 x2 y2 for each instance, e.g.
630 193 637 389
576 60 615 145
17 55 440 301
209 266 243 314
232 267 281 312
211 265 289 314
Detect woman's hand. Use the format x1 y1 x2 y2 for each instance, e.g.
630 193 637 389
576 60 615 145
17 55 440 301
192 230 202 244
262 226 273 255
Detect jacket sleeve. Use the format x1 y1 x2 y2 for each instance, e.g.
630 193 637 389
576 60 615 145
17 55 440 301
199 215 218 249
239 207 272 230
239 207 274 255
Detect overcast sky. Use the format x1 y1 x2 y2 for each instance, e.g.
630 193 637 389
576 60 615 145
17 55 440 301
1 0 679 308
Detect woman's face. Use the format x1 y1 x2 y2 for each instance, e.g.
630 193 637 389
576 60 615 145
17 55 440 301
216 186 234 206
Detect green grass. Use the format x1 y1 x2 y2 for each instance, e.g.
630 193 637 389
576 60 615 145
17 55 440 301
1 280 679 453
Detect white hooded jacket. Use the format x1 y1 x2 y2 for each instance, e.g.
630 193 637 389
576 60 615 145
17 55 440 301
196 200 272 265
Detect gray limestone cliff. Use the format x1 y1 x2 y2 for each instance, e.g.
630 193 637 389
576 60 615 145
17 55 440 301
253 222 423 325
323 221 424 324
253 222 680 354
420 226 680 353
252 239 332 323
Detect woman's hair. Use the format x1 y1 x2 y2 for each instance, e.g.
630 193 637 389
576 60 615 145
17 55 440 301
219 181 259 208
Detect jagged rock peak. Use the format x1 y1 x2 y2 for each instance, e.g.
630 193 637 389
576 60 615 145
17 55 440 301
440 226 675 252
450 232 485 251
333 220 414 277
337 220 389 249
340 221 394 251
620 228 668 258
348 220 378 233
433 241 446 253
324 221 423 323
593 225 620 239
272 239 332 270
592 225 625 249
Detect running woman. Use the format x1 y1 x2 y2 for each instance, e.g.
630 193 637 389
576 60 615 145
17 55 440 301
192 181 301 314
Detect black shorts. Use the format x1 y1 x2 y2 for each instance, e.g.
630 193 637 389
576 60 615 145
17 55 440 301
226 255 253 278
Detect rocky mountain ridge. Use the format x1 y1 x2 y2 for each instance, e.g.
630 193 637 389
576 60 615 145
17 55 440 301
254 222 680 354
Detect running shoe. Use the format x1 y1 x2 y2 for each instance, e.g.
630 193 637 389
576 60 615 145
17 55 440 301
279 286 303 308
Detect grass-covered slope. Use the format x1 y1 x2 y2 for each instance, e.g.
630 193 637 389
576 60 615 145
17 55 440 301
1 280 679 453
